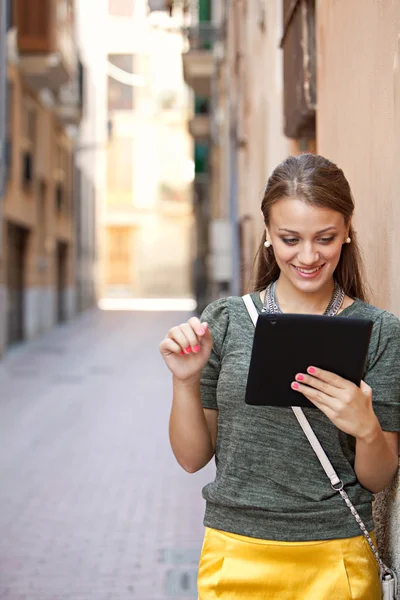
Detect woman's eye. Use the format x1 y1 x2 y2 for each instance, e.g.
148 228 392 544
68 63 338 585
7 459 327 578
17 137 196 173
282 236 335 245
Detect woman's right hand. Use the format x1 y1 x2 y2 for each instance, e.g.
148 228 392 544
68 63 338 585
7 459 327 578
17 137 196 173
159 317 213 382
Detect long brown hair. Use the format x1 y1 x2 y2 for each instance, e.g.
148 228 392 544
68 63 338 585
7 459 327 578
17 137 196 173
254 154 368 301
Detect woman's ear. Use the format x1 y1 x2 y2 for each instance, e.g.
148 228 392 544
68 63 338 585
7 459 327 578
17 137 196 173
345 219 352 243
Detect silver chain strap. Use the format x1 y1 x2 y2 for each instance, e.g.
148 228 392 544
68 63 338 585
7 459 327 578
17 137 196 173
262 280 345 317
335 485 391 576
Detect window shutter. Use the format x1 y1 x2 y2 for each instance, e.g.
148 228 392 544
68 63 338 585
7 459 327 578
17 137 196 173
281 0 316 139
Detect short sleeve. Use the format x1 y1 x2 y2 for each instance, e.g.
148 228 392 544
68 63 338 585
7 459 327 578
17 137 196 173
364 311 400 432
199 298 229 410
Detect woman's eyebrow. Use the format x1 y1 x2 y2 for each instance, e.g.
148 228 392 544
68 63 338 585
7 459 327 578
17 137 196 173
278 226 338 234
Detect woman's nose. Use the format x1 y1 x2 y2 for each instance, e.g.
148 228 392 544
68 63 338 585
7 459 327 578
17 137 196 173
297 244 320 265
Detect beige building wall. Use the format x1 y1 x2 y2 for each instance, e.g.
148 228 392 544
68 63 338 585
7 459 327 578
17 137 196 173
75 0 108 312
317 0 400 315
0 0 99 355
0 63 76 352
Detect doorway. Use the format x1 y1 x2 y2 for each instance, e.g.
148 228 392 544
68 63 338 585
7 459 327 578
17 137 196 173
56 241 68 323
7 223 28 346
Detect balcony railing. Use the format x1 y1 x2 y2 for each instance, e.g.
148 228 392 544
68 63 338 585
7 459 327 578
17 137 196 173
56 63 83 126
182 23 216 95
148 0 173 11
17 0 78 90
183 23 217 51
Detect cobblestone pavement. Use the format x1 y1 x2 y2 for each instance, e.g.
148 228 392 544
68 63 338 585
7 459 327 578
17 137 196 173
0 308 215 600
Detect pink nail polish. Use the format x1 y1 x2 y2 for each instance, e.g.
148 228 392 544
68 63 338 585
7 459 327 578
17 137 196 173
180 351 185 355
292 382 299 390
197 328 205 335
185 347 192 353
296 374 304 381
193 345 200 353
308 367 316 374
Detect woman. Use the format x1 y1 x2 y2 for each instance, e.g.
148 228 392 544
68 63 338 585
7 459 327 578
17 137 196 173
159 154 400 599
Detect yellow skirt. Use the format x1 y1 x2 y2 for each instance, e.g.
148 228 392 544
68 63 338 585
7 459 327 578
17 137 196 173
197 527 381 600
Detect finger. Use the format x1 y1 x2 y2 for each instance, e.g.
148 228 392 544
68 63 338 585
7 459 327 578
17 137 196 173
199 322 212 347
294 373 337 397
180 322 201 353
188 317 208 337
305 366 348 389
160 338 185 356
291 381 340 409
167 325 192 353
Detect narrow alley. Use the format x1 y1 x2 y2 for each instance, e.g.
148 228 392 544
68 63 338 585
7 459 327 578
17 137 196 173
0 307 214 600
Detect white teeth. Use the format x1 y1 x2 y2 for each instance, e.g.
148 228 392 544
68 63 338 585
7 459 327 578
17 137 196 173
295 266 322 274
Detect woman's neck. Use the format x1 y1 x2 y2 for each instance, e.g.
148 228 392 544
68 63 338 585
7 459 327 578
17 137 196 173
274 276 336 315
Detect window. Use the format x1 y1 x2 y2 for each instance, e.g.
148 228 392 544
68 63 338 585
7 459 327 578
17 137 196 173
5 80 13 183
78 61 85 115
107 54 135 111
108 0 134 17
194 143 209 174
21 99 36 189
194 96 210 115
54 142 68 213
6 0 14 30
108 227 131 260
107 138 133 196
281 0 316 139
199 0 211 21
37 180 47 267
105 226 133 287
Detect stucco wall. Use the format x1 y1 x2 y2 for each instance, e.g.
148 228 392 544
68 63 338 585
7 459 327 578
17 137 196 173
317 0 400 314
229 0 294 289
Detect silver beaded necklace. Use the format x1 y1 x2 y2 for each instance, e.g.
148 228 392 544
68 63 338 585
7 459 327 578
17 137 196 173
262 280 345 316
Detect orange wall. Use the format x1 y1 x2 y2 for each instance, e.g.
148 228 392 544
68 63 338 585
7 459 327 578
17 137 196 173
317 0 400 314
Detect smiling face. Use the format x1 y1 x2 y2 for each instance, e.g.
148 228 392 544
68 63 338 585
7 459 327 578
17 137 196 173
266 197 350 293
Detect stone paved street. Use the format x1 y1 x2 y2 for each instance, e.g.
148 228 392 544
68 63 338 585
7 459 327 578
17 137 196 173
0 308 215 600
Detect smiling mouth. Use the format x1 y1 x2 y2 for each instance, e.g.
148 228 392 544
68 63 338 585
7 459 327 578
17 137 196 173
293 264 325 274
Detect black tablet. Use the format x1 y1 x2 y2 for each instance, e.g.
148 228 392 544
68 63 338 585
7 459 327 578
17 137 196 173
245 313 373 408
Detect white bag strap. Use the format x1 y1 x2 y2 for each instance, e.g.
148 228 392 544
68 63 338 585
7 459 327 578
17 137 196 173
242 293 396 587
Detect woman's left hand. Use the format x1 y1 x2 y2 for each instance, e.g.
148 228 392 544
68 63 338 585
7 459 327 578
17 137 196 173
292 367 380 440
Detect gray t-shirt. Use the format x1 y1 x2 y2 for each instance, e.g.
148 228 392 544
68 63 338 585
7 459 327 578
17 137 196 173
200 293 400 541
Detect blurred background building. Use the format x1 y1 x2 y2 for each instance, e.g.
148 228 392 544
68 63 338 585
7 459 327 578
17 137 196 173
1 0 400 334
0 0 97 356
103 0 193 300
180 0 315 312
180 0 400 318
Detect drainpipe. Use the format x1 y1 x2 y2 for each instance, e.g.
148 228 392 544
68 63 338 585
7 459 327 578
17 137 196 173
226 0 240 296
0 0 7 258
228 123 240 296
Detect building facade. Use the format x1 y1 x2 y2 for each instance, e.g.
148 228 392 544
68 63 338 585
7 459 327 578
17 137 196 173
102 0 193 301
181 0 314 311
75 0 108 313
317 0 400 315
0 0 97 356
182 0 400 314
